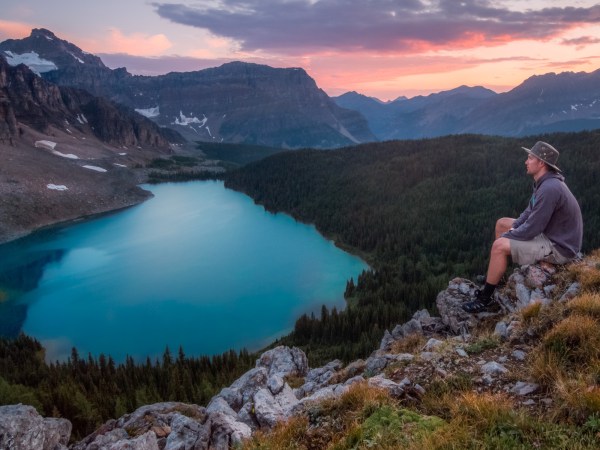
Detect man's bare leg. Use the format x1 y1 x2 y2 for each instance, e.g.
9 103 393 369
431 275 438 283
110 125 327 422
486 237 512 285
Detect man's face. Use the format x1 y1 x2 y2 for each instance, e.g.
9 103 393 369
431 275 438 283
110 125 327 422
525 153 545 177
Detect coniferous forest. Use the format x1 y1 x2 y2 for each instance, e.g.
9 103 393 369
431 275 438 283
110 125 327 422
1 131 600 438
224 132 600 363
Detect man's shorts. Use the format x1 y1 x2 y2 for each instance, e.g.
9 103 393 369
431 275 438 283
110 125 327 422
510 234 571 265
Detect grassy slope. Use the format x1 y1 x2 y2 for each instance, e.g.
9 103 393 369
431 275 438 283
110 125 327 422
243 252 600 449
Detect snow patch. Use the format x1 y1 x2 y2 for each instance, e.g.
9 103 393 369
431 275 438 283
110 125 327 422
173 111 208 126
47 184 68 191
571 105 578 111
3 50 58 75
34 140 57 150
69 52 84 64
135 106 160 118
82 165 107 173
52 150 79 159
76 114 88 124
119 152 127 156
114 163 127 168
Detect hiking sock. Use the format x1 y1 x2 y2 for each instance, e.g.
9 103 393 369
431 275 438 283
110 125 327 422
481 282 497 301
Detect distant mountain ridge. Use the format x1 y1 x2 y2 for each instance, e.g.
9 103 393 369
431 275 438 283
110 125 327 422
0 29 375 149
334 73 600 140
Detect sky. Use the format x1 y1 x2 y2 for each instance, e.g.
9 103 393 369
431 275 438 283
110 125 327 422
2 0 600 101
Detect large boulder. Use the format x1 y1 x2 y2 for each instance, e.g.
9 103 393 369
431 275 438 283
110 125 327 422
72 402 208 450
0 404 71 450
256 346 309 378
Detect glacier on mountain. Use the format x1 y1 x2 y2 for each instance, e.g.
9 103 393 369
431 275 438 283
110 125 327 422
3 50 57 75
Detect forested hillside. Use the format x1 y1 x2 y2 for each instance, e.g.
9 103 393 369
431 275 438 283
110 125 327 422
224 132 600 363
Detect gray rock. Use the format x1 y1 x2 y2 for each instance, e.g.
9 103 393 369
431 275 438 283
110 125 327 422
512 382 539 396
455 347 468 358
512 350 527 361
216 387 243 411
206 397 237 417
481 361 508 375
0 404 72 450
379 329 395 350
423 338 443 351
256 346 308 378
77 429 129 450
414 384 426 396
544 284 556 297
391 324 405 339
228 367 269 406
560 282 581 302
391 353 414 362
267 374 285 396
107 431 160 450
253 388 286 428
367 375 405 398
164 413 210 450
530 288 549 305
435 278 480 334
236 402 260 432
515 282 531 309
524 265 550 289
494 321 508 339
73 402 208 450
365 355 388 374
207 412 252 450
344 375 365 386
412 309 431 322
400 318 423 337
419 352 439 361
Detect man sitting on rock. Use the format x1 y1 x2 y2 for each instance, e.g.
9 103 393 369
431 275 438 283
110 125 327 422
462 141 583 313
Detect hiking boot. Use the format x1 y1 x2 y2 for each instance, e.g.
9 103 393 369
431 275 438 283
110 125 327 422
461 290 500 313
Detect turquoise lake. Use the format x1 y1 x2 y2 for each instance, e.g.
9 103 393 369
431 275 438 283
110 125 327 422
0 181 367 362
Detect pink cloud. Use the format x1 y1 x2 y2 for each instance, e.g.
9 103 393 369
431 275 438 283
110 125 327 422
153 1 600 55
0 20 35 41
81 29 172 56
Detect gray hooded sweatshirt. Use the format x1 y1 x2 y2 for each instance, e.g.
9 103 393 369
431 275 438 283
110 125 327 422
502 172 583 259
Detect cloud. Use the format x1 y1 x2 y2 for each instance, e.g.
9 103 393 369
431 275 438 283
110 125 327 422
82 29 173 56
98 53 231 75
561 35 600 49
152 0 600 55
0 20 35 40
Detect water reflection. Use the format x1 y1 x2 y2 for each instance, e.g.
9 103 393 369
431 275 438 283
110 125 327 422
0 248 65 336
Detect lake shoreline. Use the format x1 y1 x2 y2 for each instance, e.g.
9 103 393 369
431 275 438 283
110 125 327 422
1 180 367 362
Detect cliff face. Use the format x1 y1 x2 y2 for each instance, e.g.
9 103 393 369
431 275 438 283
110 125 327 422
0 55 178 150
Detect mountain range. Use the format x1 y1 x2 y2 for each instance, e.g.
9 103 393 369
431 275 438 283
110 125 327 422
0 29 374 149
3 28 600 147
333 72 600 140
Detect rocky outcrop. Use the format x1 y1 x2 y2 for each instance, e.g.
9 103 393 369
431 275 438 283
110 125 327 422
1 261 582 448
0 404 71 450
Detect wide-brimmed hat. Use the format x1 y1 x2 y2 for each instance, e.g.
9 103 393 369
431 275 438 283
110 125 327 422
522 141 562 173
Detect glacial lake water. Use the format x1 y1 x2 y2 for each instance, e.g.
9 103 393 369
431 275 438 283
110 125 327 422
0 181 367 362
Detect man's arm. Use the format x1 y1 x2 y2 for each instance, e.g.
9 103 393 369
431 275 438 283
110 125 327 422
502 185 559 241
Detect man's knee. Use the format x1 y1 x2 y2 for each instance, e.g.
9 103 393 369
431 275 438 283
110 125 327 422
495 217 515 238
491 237 511 256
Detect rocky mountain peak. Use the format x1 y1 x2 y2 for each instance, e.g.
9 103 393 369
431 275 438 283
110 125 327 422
0 30 375 148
